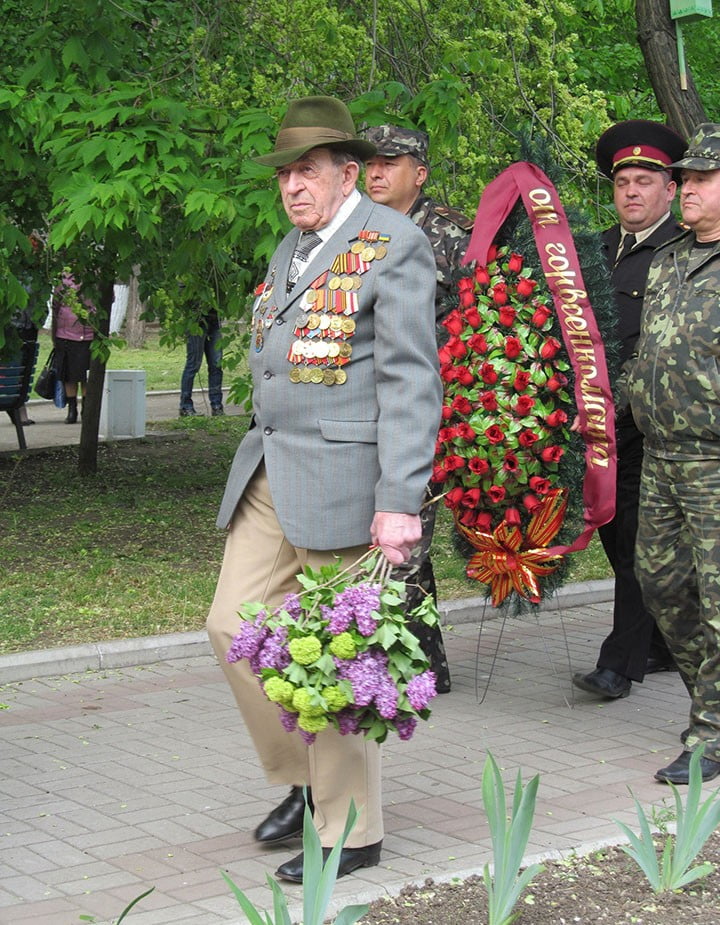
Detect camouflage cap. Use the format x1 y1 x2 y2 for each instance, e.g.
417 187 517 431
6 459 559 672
364 124 429 166
671 123 720 172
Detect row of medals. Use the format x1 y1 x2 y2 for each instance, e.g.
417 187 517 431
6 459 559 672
288 238 388 386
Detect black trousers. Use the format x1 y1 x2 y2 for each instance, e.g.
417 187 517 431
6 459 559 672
596 413 672 681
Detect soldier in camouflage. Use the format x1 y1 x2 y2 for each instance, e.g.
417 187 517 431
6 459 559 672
628 123 720 784
364 125 474 693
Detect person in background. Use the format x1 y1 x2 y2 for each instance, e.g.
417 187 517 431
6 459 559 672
572 120 685 701
51 273 95 425
628 123 720 784
364 124 473 694
206 96 441 882
179 307 224 417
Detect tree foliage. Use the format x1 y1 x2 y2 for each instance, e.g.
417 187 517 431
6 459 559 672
1 0 717 471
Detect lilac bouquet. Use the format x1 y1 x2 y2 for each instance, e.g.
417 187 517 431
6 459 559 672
226 550 439 744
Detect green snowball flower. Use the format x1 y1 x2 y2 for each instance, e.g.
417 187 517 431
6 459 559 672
292 688 325 716
298 712 329 734
263 677 295 707
288 635 322 665
329 632 357 659
322 685 350 712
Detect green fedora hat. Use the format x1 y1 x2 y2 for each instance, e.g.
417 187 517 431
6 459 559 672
254 96 376 168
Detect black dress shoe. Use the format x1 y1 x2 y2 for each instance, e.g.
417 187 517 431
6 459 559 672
275 841 382 883
646 655 677 674
572 667 631 699
254 786 312 844
655 750 720 784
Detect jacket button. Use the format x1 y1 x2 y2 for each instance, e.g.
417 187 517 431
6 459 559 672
263 370 272 379
264 426 274 435
276 317 285 325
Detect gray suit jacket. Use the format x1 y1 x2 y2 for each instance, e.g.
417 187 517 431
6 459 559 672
217 193 442 550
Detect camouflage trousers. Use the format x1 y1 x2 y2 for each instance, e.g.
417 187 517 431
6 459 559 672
635 453 720 760
390 483 451 692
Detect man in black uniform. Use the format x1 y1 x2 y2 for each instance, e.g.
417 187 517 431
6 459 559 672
573 120 686 700
364 125 474 693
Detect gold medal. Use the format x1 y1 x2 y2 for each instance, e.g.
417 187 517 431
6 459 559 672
329 316 343 332
328 275 342 290
338 342 352 358
374 244 387 259
340 276 354 292
310 368 324 384
335 369 348 385
299 367 312 383
306 313 320 329
305 290 318 304
322 369 336 386
289 368 302 383
350 241 365 254
352 277 362 291
361 246 376 261
340 317 356 335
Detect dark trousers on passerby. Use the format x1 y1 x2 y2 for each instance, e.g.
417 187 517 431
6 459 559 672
180 315 223 413
596 413 671 681
390 483 451 692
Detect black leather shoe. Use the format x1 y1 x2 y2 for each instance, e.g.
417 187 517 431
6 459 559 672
275 841 382 883
572 667 631 699
646 655 677 673
254 786 312 844
655 750 720 784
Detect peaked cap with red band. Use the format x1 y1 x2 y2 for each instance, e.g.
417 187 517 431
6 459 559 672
595 119 686 179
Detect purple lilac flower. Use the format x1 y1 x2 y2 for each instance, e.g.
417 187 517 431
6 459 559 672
374 677 399 720
323 603 352 635
336 709 362 736
406 671 437 711
277 593 302 620
278 708 298 732
336 650 385 706
395 717 418 741
255 626 290 671
299 729 317 746
226 611 269 664
330 584 382 637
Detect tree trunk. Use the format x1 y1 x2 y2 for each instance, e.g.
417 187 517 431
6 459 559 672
125 264 146 348
78 278 114 476
635 0 707 139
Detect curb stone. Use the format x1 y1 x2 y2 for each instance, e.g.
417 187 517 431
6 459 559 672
0 579 614 683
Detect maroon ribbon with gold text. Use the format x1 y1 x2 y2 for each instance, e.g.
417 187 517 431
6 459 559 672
463 161 616 555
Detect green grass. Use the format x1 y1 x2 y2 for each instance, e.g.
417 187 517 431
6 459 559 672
3 332 612 655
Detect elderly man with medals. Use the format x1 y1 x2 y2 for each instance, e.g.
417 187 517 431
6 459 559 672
206 96 441 882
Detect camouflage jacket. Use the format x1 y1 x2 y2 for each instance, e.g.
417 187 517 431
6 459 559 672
409 195 473 318
628 230 720 459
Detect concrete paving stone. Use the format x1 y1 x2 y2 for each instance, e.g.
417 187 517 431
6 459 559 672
0 899 81 925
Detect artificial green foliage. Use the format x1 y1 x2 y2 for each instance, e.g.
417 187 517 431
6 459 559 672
481 752 544 925
615 748 720 893
222 796 369 925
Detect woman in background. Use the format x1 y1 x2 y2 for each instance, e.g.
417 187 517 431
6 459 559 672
51 274 95 424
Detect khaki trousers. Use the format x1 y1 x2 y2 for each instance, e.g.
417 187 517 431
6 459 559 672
206 462 383 847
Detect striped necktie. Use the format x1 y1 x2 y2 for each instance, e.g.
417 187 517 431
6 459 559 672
287 231 322 292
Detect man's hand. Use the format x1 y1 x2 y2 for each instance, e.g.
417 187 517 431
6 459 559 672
370 511 421 565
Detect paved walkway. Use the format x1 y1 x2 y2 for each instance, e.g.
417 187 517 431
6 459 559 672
0 393 694 924
0 596 692 925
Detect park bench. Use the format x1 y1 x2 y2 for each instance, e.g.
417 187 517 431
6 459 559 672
0 342 40 451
